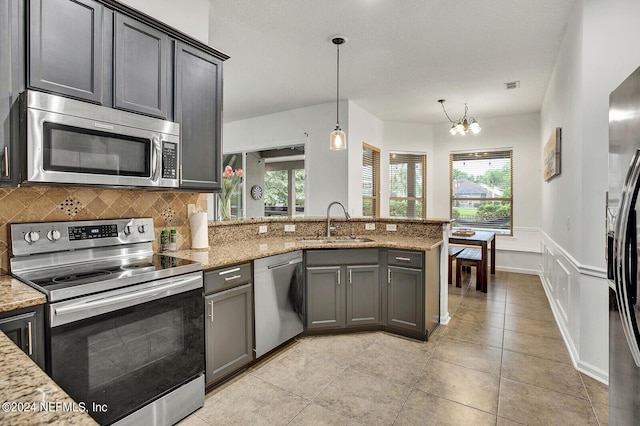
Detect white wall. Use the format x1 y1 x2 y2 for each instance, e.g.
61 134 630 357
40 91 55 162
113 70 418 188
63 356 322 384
222 102 349 217
540 0 640 383
118 0 210 43
382 122 434 218
431 112 542 270
347 102 384 216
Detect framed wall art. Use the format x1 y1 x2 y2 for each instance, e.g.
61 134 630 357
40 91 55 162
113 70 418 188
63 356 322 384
543 127 562 181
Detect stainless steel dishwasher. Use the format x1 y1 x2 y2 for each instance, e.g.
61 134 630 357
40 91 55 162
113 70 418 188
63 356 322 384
254 251 304 358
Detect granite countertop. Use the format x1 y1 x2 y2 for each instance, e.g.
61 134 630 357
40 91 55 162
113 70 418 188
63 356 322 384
0 232 442 425
0 332 98 425
0 276 46 313
172 234 443 270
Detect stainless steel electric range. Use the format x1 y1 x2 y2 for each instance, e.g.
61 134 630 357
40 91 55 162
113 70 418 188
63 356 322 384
9 218 204 426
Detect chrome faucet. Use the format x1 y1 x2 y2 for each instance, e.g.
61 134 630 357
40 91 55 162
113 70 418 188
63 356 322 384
326 201 350 237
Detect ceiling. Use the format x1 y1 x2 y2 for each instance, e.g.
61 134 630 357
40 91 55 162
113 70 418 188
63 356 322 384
208 0 577 126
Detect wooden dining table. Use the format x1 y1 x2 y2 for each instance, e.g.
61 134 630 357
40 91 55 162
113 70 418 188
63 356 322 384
449 230 496 289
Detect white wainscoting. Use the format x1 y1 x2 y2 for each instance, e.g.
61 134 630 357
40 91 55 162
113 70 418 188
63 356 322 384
539 232 609 384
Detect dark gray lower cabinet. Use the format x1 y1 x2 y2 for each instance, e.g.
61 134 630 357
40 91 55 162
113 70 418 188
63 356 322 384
346 265 379 326
306 249 380 331
204 264 253 387
386 265 424 333
0 305 45 369
306 266 343 329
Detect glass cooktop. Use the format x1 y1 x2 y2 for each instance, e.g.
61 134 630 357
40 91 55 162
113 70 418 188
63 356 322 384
15 254 201 302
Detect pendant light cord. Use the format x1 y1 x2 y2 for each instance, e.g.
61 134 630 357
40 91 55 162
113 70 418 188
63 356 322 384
336 42 340 126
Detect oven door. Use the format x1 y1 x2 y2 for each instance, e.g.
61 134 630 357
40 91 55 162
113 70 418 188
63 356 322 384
47 273 204 425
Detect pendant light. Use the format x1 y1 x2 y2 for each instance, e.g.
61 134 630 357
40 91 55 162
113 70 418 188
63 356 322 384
330 36 347 150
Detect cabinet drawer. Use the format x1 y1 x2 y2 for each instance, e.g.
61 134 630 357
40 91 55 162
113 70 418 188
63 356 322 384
387 250 423 268
205 263 251 294
306 249 379 266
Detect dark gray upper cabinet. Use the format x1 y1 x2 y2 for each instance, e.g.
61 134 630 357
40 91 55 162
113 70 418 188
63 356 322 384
114 13 169 118
0 0 24 186
175 41 223 190
28 0 109 104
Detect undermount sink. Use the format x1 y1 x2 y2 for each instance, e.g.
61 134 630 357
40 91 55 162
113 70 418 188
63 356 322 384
298 237 374 244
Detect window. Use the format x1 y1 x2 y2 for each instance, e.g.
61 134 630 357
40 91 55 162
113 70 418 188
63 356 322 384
389 153 426 219
221 153 243 219
264 162 305 217
362 143 380 217
450 150 513 234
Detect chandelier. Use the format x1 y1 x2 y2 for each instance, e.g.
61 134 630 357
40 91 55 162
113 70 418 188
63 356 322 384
438 99 481 135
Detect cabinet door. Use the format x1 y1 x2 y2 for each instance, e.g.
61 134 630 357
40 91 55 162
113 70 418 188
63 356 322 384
114 13 169 118
0 0 24 186
306 266 344 329
346 265 379 326
175 42 223 190
29 0 108 103
0 307 44 369
386 266 424 333
205 283 253 386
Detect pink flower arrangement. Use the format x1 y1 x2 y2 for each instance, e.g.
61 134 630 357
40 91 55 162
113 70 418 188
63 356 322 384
218 166 243 220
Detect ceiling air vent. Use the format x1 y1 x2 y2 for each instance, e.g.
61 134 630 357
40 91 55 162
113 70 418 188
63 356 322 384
504 81 520 90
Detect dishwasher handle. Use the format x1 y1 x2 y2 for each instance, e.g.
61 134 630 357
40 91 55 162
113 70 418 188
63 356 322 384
267 258 303 270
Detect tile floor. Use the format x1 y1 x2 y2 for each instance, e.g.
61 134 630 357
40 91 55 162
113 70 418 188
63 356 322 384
180 270 609 425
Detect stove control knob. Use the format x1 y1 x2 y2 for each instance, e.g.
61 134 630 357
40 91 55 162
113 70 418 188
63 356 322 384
24 231 40 244
47 229 61 241
124 225 133 236
138 224 147 233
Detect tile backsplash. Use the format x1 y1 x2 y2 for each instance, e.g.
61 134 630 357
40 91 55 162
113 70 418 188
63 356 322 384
0 186 208 274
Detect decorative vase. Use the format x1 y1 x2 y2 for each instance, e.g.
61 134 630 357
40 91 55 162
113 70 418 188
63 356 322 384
219 196 231 221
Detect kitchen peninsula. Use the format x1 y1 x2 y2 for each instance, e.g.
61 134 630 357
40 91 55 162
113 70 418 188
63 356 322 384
0 216 449 424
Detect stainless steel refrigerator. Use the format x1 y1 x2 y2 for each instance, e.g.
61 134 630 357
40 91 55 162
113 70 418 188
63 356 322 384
608 65 640 425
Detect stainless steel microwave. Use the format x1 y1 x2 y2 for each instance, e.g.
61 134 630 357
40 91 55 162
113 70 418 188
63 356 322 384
25 91 180 188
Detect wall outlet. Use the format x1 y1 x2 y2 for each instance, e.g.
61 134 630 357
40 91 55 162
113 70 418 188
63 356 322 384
386 224 397 232
187 204 196 217
259 225 268 234
365 223 375 231
284 224 296 232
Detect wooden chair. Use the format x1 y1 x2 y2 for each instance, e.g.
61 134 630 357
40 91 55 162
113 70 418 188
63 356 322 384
455 248 486 292
448 246 464 285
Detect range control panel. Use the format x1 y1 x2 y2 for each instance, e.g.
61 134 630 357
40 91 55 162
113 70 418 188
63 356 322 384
10 218 155 256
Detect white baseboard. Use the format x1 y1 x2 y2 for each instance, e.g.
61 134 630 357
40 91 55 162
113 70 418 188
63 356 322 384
495 265 539 275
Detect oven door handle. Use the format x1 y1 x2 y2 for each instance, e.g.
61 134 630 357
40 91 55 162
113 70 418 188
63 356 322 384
51 273 202 327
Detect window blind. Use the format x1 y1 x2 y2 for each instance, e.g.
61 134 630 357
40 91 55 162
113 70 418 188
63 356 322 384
362 143 380 217
450 150 513 234
389 153 426 219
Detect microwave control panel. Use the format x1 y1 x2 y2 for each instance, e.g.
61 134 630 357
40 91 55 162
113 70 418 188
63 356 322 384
162 142 178 179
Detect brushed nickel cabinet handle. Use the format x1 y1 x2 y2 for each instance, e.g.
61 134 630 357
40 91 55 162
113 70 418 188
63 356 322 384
337 269 341 285
219 267 241 275
3 146 8 178
387 269 391 284
349 270 352 284
27 321 33 356
395 257 411 262
209 301 214 322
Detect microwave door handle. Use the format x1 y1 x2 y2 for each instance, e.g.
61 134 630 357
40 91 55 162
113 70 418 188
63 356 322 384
614 148 640 367
151 136 162 182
